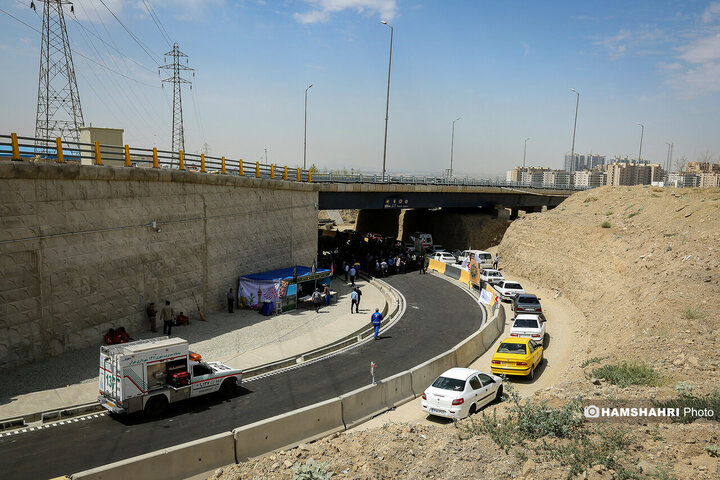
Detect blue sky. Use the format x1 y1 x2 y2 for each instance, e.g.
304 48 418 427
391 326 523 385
2 0 720 176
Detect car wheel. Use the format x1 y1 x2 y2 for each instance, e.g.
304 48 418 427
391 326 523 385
528 365 535 380
495 385 504 402
220 378 238 397
144 395 168 417
468 403 477 416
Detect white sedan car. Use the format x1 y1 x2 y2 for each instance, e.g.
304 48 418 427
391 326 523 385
509 314 546 345
421 368 503 419
432 251 457 264
479 268 505 285
494 280 525 301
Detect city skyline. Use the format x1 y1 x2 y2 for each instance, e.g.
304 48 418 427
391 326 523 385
1 0 719 177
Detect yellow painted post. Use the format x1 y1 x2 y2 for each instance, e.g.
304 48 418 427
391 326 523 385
201 153 206 172
94 141 102 165
153 148 159 168
255 162 260 178
297 168 301 182
239 160 243 176
11 133 20 160
55 138 64 163
221 156 226 174
308 170 312 183
283 166 288 180
179 150 185 170
124 145 130 167
270 164 275 179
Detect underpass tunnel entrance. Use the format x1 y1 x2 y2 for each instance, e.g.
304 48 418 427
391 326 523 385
401 207 513 251
355 209 402 240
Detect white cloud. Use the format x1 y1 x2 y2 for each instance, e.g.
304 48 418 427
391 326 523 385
657 61 683 70
293 0 397 25
701 2 720 23
594 26 666 60
669 61 720 96
677 33 720 63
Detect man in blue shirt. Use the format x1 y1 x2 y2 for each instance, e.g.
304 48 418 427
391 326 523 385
371 308 383 340
350 289 359 314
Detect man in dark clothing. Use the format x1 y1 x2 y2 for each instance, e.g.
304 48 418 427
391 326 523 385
146 302 158 332
355 286 363 310
312 288 323 313
227 288 235 313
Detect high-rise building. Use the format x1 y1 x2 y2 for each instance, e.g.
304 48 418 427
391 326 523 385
564 153 605 172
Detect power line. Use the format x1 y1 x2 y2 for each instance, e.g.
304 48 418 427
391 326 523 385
96 0 160 66
141 0 173 48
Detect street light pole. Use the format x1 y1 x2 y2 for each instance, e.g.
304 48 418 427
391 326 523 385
636 123 644 184
665 142 672 178
570 88 580 173
380 20 393 182
303 84 312 170
450 117 460 179
523 137 531 169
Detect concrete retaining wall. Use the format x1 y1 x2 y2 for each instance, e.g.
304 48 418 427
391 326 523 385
234 397 344 461
71 431 235 480
0 162 318 368
340 370 414 429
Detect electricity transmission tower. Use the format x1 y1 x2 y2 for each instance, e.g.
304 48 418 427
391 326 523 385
160 43 193 159
34 0 84 150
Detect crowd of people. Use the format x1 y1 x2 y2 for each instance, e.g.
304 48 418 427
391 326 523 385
319 231 427 282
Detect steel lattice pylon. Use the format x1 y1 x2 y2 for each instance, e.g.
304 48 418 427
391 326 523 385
160 43 193 161
35 0 84 151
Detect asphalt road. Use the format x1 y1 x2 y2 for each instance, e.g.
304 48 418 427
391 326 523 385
0 274 484 479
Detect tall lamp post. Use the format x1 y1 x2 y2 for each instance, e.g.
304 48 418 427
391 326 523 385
635 123 644 185
523 137 531 169
380 20 393 182
569 88 580 173
665 142 672 179
449 117 461 179
303 84 312 170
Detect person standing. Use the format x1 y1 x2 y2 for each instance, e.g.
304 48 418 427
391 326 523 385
312 288 323 313
350 288 359 314
227 288 235 313
371 308 383 340
146 302 158 332
344 262 349 282
493 254 500 270
349 266 357 286
355 286 363 311
381 259 388 277
418 254 425 274
160 300 174 336
323 283 331 305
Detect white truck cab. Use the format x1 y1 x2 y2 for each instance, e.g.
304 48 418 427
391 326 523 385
98 337 242 416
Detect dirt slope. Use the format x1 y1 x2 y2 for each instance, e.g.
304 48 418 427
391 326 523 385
213 186 720 480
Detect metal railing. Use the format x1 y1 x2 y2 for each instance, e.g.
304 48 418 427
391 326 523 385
0 132 591 191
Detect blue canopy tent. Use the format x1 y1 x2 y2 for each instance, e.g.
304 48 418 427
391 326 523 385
238 265 331 313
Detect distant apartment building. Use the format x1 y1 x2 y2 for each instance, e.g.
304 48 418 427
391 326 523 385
698 172 720 187
542 170 572 188
564 153 605 172
685 161 720 174
573 170 606 188
506 166 551 185
605 162 664 186
668 172 700 188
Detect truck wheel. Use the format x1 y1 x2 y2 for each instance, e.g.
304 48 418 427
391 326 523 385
144 395 168 417
220 378 238 397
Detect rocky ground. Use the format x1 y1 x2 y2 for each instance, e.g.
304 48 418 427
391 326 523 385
214 186 720 480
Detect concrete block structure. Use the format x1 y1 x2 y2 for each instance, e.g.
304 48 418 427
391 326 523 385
0 162 318 369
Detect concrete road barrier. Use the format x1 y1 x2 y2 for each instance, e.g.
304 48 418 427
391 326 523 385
453 325 488 368
234 397 344 462
71 431 235 480
409 350 458 397
340 371 413 429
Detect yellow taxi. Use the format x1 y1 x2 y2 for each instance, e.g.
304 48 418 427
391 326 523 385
491 337 544 380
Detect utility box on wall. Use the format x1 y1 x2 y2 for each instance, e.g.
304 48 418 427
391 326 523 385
79 126 124 167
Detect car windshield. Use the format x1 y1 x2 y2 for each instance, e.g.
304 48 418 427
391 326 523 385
490 272 501 277
497 342 527 354
514 319 539 329
517 296 539 305
505 283 522 289
431 376 466 391
479 254 491 260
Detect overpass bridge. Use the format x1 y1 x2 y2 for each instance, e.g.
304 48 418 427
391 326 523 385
2 132 578 214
